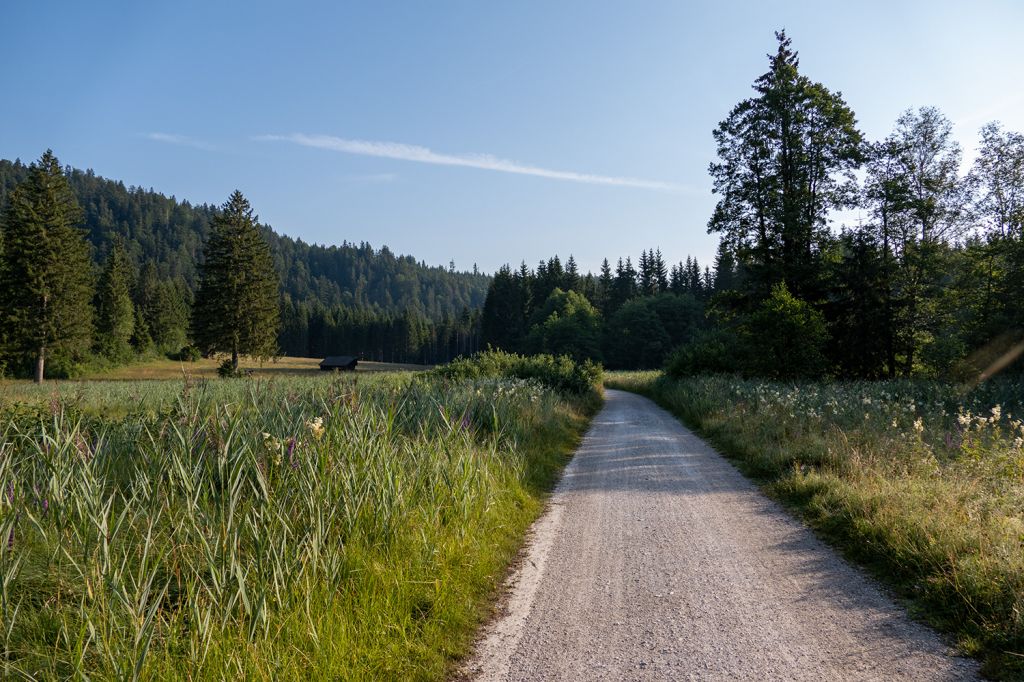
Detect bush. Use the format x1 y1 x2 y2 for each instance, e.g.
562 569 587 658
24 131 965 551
216 359 252 378
740 283 828 379
169 345 202 362
434 349 602 396
665 327 739 377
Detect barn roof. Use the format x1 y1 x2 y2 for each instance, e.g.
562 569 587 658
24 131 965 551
320 355 358 366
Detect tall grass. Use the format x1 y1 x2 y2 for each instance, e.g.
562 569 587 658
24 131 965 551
0 372 594 679
607 372 1024 679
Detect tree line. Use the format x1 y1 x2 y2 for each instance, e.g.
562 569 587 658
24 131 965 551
483 32 1023 379
480 249 726 369
0 153 485 379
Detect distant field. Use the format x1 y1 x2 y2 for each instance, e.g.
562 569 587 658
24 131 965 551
2 356 431 383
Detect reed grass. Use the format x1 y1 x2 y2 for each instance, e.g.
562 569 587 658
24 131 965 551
0 372 596 679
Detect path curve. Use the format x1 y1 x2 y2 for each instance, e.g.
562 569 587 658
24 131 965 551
463 389 977 681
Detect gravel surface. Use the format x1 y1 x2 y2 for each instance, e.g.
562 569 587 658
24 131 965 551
463 389 977 681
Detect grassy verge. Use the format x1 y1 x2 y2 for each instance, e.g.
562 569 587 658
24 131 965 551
0 371 597 679
607 371 1024 679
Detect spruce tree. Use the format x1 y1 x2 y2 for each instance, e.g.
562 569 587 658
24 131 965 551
191 191 280 371
95 242 135 360
0 150 93 382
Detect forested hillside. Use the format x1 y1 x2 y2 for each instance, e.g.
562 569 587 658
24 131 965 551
0 159 489 316
0 158 488 368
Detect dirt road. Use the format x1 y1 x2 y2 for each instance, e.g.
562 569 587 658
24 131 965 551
464 389 977 681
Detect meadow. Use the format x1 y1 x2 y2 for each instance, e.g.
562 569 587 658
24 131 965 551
0 361 598 680
607 371 1024 678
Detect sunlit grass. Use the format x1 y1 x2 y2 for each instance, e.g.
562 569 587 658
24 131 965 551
607 371 1024 679
0 372 594 679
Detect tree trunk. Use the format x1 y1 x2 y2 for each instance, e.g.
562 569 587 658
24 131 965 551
35 345 45 384
231 345 239 371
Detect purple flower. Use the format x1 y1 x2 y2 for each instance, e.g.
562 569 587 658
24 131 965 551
287 438 298 469
460 413 472 432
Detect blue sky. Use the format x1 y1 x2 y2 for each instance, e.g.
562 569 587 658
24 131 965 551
3 1 1023 274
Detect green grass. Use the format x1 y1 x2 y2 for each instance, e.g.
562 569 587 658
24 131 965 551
0 372 598 679
607 371 1024 680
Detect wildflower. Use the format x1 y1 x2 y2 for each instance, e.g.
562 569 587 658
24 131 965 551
305 416 325 440
913 417 925 435
990 405 1002 422
891 418 899 428
460 413 472 432
287 438 298 468
957 412 971 428
1014 437 1023 450
861 397 872 405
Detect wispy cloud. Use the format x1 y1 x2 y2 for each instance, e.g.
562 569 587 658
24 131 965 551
257 133 688 193
144 132 215 151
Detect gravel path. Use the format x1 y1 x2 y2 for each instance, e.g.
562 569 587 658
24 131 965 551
463 389 977 681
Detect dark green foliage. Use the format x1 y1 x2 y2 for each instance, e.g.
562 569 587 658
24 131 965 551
192 191 280 370
668 283 827 379
708 31 863 301
135 262 190 354
94 242 135 360
433 349 602 396
0 151 94 381
604 294 705 369
525 289 603 363
480 251 713 370
481 265 530 351
739 283 828 379
665 328 739 377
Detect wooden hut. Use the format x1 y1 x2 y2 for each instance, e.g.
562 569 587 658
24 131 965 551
319 356 358 372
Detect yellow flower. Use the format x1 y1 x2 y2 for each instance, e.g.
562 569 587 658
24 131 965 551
305 416 325 440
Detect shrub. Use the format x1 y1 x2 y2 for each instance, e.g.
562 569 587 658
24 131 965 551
434 349 602 396
169 345 202 362
216 359 251 378
665 327 739 377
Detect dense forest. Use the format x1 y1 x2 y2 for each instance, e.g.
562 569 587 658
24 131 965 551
481 250 717 369
0 158 487 374
482 33 1023 379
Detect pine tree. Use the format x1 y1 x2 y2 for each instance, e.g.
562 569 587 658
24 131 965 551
94 242 135 359
638 249 653 295
565 254 580 291
653 249 669 292
596 258 614 315
0 150 94 382
192 191 280 371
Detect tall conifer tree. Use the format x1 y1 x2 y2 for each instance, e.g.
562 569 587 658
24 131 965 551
0 150 93 381
192 191 280 371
